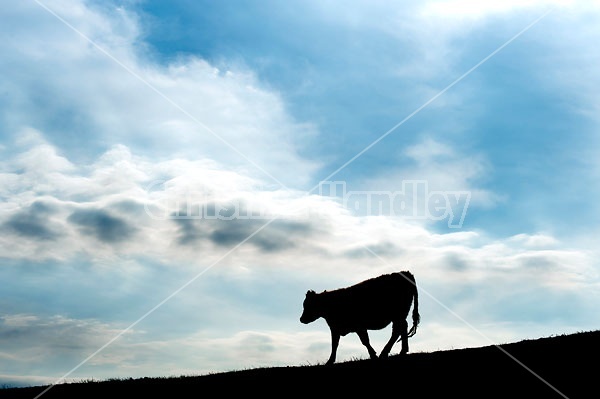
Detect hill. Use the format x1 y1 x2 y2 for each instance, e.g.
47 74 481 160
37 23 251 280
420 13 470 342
3 329 598 399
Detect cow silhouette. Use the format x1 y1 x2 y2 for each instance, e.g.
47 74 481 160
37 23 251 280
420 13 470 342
300 271 420 365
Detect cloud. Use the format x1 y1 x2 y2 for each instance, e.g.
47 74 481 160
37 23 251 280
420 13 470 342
0 313 135 382
68 208 137 243
402 138 500 207
210 219 291 252
353 137 501 229
173 214 316 253
0 135 331 262
0 1 320 187
173 218 205 246
508 233 559 249
1 134 596 295
2 201 62 241
419 0 570 20
343 241 400 259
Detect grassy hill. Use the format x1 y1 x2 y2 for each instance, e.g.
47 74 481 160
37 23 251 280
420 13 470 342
3 329 598 398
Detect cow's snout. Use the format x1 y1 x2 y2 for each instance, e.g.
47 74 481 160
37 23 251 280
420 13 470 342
300 312 318 324
300 312 310 324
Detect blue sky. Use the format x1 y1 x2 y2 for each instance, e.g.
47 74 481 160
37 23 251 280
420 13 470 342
1 0 599 388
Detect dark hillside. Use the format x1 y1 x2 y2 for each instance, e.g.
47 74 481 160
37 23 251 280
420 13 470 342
3 330 598 399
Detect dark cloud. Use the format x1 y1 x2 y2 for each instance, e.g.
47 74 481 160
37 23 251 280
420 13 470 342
516 253 560 270
68 208 136 243
110 200 147 216
3 201 61 240
343 241 400 259
173 204 315 252
238 333 276 353
212 219 313 252
173 218 207 245
0 314 127 373
208 220 251 246
443 251 471 271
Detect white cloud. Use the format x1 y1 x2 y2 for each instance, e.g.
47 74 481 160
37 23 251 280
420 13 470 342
0 1 320 187
420 0 573 20
2 135 596 289
359 138 502 219
402 138 500 207
0 136 326 262
508 233 559 249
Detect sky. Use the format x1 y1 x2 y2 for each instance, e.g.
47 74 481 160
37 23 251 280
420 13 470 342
1 0 600 388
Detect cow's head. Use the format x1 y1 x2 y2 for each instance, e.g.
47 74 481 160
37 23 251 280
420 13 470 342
300 290 321 324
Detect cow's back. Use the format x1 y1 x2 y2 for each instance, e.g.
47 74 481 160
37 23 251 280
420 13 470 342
346 272 413 309
322 272 414 332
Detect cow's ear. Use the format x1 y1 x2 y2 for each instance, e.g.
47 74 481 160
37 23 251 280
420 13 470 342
306 290 316 296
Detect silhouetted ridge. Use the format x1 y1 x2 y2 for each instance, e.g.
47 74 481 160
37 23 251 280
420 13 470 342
2 330 598 399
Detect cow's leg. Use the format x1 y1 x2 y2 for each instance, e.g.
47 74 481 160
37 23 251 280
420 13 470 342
356 329 377 360
380 319 406 358
399 318 409 355
326 330 340 365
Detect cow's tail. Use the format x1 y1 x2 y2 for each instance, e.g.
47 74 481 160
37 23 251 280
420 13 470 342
406 272 420 338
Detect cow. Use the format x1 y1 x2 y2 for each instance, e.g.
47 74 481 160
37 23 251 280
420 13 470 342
300 271 420 365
